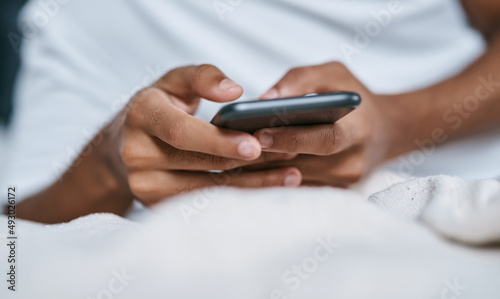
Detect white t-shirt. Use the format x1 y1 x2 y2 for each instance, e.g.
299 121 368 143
2 0 495 198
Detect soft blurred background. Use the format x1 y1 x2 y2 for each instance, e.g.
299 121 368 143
0 0 25 174
0 0 25 128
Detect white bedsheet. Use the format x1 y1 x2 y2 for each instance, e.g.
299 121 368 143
1 174 500 299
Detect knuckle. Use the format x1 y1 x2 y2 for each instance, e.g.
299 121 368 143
133 87 162 105
209 155 233 170
286 66 313 79
128 172 176 203
125 98 143 127
320 128 341 155
161 65 194 85
127 172 151 199
120 132 141 169
193 64 215 84
120 143 137 169
284 134 300 153
257 175 275 187
126 87 162 127
326 61 348 73
301 66 317 77
164 117 184 148
283 67 302 82
260 170 284 187
161 67 180 83
122 144 163 171
286 67 301 75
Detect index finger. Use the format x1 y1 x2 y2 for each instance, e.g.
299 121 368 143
129 88 262 160
253 124 351 155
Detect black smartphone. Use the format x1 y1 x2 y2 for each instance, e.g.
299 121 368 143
210 92 361 133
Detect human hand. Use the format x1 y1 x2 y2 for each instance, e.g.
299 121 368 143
250 62 398 187
108 65 302 205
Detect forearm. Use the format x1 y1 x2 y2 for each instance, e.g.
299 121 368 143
15 127 134 224
381 31 500 160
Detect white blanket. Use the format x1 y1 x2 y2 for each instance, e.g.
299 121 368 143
370 175 500 245
1 174 500 299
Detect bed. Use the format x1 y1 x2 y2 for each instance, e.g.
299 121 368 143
1 170 499 298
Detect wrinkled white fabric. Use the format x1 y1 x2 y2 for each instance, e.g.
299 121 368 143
370 175 500 245
1 185 499 299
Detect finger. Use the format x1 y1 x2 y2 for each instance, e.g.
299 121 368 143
301 180 350 188
121 131 297 171
253 124 351 155
260 62 350 100
166 151 298 171
128 89 262 160
129 167 302 205
154 64 243 104
241 152 364 185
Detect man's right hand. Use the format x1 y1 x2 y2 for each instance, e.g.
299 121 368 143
108 65 302 205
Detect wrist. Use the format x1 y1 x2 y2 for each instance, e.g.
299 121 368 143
373 89 433 162
17 126 134 224
95 123 135 202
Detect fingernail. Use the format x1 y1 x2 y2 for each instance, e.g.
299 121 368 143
238 139 259 159
261 88 279 100
258 132 273 149
284 173 301 187
219 78 239 90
